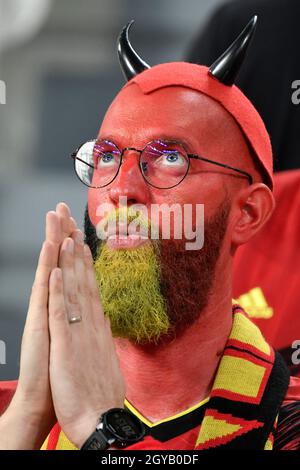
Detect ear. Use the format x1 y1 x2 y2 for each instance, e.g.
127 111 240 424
231 183 275 246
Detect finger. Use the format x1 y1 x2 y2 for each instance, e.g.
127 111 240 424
83 244 106 328
59 237 81 319
48 268 71 349
56 201 71 218
26 240 55 331
72 229 86 284
45 211 62 247
71 229 93 320
69 216 77 232
56 202 74 239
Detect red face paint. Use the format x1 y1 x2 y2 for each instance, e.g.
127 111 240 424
88 81 258 230
85 63 272 420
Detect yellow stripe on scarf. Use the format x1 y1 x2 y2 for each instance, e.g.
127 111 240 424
55 431 78 450
195 309 274 450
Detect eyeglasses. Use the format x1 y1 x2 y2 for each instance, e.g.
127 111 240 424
70 139 253 189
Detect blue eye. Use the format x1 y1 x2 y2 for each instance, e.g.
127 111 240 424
102 153 114 162
159 151 186 167
166 153 179 162
98 153 118 168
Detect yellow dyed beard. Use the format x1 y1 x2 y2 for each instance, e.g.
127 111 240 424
94 234 170 344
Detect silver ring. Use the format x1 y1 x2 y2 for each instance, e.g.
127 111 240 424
68 315 82 324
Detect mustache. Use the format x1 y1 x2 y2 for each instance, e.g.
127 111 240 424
84 205 159 262
95 206 154 240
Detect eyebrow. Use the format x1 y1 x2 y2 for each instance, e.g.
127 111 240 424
99 135 195 153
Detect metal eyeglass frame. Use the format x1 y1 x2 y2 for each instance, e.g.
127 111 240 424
70 138 253 190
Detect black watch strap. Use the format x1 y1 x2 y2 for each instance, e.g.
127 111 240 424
80 408 145 450
81 429 113 451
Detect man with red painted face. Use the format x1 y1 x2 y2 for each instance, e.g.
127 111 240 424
0 17 300 450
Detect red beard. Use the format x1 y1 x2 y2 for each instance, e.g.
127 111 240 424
158 199 230 336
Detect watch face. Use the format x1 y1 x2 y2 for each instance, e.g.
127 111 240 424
104 408 145 443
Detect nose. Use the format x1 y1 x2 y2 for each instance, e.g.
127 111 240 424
108 150 151 207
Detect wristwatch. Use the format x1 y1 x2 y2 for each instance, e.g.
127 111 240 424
81 408 146 450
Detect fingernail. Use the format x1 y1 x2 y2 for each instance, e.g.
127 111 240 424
65 238 74 253
75 230 84 245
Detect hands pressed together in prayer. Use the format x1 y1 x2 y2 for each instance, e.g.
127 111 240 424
0 203 125 449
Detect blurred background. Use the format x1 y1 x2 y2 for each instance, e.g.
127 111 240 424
0 0 224 379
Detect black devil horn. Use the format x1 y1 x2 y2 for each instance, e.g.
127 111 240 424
209 15 258 86
117 20 151 81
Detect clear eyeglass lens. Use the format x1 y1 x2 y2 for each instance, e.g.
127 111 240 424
74 140 121 187
74 139 189 189
140 140 189 188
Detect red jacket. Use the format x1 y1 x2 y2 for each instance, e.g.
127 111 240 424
233 170 300 357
